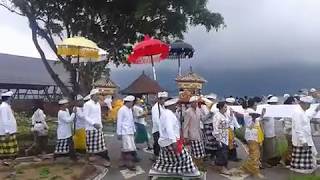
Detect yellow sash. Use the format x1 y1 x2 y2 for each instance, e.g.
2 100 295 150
73 128 86 150
228 128 235 150
255 122 264 145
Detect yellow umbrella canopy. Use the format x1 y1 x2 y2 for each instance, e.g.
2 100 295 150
57 36 99 59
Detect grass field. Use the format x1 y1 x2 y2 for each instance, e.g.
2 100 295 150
15 112 58 156
290 176 320 180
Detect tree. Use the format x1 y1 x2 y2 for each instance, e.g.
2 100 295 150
0 0 224 98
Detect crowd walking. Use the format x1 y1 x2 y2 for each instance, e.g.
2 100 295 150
0 87 320 179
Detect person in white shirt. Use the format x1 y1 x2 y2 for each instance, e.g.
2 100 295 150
133 98 151 150
83 89 110 165
117 95 137 170
151 91 168 160
104 95 113 111
73 95 86 153
239 98 266 179
280 96 297 166
0 91 18 162
225 97 241 162
212 101 232 175
198 100 209 136
152 98 200 176
183 96 206 165
54 99 77 160
26 100 48 157
290 96 320 174
261 96 279 167
199 98 209 138
309 88 320 135
202 94 219 160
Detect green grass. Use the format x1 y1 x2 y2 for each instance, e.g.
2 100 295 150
15 112 57 155
290 176 320 180
39 167 50 178
49 175 64 180
16 112 57 140
62 167 73 175
14 112 116 156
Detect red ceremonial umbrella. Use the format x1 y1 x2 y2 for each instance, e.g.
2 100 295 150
128 35 169 80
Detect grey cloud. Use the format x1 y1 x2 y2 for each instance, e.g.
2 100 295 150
182 0 320 70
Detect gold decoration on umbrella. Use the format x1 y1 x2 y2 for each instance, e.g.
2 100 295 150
57 36 99 59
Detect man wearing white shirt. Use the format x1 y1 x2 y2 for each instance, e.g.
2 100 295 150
0 91 18 162
27 101 48 157
133 98 151 150
199 100 209 137
54 99 77 160
290 96 320 174
73 95 87 153
151 91 168 160
104 95 113 110
183 96 206 162
225 97 241 162
203 94 219 159
117 95 137 170
261 96 278 167
84 89 110 164
309 88 320 135
152 98 200 176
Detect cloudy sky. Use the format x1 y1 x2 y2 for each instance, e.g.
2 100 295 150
1 0 320 96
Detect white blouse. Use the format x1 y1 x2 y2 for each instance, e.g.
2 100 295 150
151 102 165 133
212 111 229 146
244 108 261 142
292 107 317 147
117 105 136 135
75 107 86 129
133 105 146 125
158 109 181 147
0 102 17 135
57 109 75 139
83 100 102 131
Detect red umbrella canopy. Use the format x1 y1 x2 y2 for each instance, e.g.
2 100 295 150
128 35 169 64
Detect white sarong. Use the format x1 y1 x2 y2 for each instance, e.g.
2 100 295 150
122 134 136 152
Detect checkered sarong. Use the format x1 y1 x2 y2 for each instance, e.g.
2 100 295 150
290 146 317 173
152 145 197 174
86 130 107 153
54 138 69 154
203 123 219 151
0 134 19 157
190 140 205 159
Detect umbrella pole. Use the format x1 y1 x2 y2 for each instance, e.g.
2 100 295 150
151 56 157 80
76 46 80 86
74 51 80 136
178 57 181 76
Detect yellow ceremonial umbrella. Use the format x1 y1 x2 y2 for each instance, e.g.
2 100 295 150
57 36 101 84
57 36 99 59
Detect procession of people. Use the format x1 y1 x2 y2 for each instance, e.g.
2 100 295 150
0 87 320 179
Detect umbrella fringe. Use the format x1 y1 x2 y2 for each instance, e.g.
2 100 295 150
57 47 99 59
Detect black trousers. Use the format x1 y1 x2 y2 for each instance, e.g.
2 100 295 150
153 132 160 157
228 148 238 160
68 137 77 159
215 143 228 167
205 149 217 159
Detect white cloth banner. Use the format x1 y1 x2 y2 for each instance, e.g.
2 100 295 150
230 104 320 119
